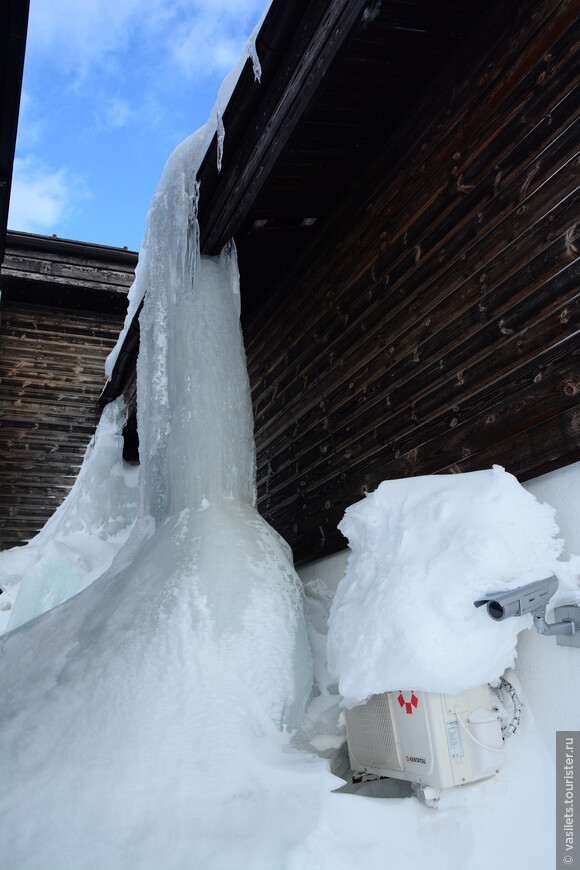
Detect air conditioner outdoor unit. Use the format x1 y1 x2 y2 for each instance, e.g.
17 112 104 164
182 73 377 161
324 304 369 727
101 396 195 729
344 683 504 794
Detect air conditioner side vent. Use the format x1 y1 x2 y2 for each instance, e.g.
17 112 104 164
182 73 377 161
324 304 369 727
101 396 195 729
345 693 403 771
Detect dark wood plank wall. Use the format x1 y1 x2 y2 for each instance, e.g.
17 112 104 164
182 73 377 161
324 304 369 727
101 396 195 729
244 0 580 565
0 235 134 549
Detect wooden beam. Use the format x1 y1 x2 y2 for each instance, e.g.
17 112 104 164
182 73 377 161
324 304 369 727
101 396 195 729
199 0 370 254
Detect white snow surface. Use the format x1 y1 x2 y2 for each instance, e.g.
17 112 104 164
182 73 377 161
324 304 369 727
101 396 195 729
327 466 580 705
0 561 567 870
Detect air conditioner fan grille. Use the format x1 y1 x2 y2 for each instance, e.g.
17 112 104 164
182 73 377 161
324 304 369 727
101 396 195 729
344 693 403 771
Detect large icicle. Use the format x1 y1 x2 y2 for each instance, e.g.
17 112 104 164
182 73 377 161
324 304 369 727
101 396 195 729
131 127 313 724
3 105 312 732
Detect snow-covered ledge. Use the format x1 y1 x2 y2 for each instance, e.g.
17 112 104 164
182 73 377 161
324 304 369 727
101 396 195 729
297 460 580 749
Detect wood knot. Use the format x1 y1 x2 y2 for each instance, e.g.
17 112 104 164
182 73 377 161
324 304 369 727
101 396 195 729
457 174 475 194
499 318 514 335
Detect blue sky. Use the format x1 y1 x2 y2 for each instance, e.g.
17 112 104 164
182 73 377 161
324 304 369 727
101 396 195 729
8 0 268 253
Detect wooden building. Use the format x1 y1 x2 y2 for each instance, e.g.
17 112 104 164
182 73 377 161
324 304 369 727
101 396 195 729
104 0 580 565
2 0 579 564
0 232 136 548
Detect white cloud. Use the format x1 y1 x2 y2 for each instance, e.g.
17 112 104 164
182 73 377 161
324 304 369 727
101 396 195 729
26 0 146 79
12 0 269 246
171 1 267 79
26 0 267 82
8 158 86 234
102 97 134 129
173 28 246 79
13 91 44 149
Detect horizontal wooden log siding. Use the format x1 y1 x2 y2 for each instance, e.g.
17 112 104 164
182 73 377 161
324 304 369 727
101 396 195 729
0 302 126 549
0 233 135 549
244 0 580 565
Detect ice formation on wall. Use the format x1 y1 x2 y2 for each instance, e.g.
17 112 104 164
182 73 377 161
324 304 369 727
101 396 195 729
2 28 312 728
105 21 264 380
0 24 315 855
327 466 580 706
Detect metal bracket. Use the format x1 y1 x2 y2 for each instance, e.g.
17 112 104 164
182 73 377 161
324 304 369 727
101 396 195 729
554 606 580 648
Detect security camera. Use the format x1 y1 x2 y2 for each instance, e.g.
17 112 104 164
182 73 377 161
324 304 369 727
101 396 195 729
474 576 578 641
474 576 558 621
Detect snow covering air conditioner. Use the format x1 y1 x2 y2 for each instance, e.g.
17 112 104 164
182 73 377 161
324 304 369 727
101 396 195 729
344 684 504 792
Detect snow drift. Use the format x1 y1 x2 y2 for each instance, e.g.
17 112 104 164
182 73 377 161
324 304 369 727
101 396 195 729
0 397 138 633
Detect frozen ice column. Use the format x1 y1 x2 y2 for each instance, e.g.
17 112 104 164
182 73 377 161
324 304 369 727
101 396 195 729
132 133 312 727
140 249 255 517
136 132 255 519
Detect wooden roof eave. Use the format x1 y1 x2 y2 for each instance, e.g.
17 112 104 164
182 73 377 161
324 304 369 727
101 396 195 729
197 0 371 255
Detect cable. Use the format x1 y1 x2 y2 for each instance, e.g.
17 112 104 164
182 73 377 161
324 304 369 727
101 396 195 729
492 677 522 739
456 712 506 754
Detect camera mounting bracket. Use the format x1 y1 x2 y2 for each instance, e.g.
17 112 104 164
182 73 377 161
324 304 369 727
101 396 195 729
553 606 580 648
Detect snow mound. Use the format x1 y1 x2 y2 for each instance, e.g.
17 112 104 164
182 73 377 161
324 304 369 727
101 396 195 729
327 466 580 705
0 506 312 868
0 397 138 634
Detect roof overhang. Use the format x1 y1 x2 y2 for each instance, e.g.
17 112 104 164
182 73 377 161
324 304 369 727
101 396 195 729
0 0 29 265
196 0 487 318
102 0 487 404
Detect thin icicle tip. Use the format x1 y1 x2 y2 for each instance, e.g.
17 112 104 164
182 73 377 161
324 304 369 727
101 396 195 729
216 110 225 174
248 36 262 82
362 2 381 24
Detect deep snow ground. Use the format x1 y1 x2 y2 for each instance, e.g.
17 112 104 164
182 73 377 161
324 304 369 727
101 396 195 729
0 560 561 870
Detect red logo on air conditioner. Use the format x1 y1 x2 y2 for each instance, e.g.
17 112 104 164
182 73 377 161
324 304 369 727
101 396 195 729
397 691 418 714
